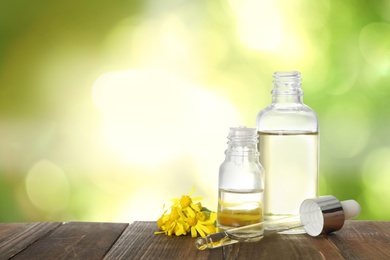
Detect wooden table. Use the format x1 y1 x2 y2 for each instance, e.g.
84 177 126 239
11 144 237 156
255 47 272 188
0 221 389 259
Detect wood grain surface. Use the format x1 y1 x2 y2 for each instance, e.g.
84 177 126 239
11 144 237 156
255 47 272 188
0 222 61 260
103 221 222 260
326 221 390 259
0 221 389 260
2 222 128 260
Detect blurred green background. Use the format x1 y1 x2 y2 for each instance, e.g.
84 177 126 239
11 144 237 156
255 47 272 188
1 0 389 223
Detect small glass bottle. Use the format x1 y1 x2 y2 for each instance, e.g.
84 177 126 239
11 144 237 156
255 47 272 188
256 71 319 227
217 126 265 241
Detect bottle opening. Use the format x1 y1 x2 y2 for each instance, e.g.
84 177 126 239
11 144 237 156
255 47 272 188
229 126 257 136
273 71 301 78
272 71 303 95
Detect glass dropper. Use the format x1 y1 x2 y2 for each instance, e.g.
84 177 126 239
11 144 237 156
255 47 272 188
196 195 361 250
196 209 316 250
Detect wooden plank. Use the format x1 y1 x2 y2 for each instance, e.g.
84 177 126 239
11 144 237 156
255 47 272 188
2 221 387 259
11 222 128 260
222 232 345 260
326 221 390 260
104 221 222 260
0 222 61 260
304 234 345 259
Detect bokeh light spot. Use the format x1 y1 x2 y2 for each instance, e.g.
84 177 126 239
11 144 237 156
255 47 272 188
361 147 390 184
322 100 370 158
25 160 70 212
93 69 243 165
359 23 390 72
233 1 283 50
275 32 305 66
361 147 390 219
298 0 331 29
115 185 166 223
326 61 358 96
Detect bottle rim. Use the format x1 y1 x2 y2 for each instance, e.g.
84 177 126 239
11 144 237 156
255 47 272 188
272 71 303 95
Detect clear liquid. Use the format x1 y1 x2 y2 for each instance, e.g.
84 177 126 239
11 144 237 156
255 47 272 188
217 189 264 240
258 131 318 219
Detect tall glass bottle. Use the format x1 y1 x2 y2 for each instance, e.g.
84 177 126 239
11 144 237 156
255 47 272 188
256 71 319 224
218 126 265 241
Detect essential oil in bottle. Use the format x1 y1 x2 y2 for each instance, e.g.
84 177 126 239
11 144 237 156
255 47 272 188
258 131 318 216
218 189 264 239
256 72 319 233
217 126 265 240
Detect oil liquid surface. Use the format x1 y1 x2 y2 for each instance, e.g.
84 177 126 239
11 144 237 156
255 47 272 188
259 131 318 218
217 189 264 239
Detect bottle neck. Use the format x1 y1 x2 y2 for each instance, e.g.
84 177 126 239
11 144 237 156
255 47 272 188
224 127 259 162
272 94 303 104
271 71 303 105
225 139 259 162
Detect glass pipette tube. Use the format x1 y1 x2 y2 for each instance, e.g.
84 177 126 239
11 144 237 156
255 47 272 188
196 209 318 250
196 196 361 250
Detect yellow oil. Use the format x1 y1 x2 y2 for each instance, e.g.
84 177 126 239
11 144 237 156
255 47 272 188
258 131 318 218
217 189 263 239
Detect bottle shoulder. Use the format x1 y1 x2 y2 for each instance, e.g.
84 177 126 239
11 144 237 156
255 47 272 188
219 161 265 190
257 102 316 113
256 104 318 132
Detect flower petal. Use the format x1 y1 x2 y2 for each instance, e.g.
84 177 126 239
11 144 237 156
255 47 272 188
189 185 196 196
209 212 217 222
195 225 206 237
191 196 204 201
190 203 200 212
176 222 185 236
167 222 175 236
178 210 187 220
199 224 211 234
198 220 214 225
191 226 197 237
186 207 196 218
162 215 170 222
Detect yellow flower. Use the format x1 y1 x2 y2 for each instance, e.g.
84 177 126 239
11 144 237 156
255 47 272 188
180 195 192 208
196 211 218 237
171 185 203 209
205 225 216 234
155 185 217 238
173 219 188 236
157 217 163 230
187 216 197 226
187 211 218 238
169 208 180 221
196 212 206 221
157 204 168 230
